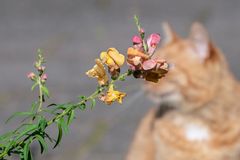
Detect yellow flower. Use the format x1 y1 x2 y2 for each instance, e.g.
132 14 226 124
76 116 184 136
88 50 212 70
101 84 126 105
100 48 125 70
86 59 108 85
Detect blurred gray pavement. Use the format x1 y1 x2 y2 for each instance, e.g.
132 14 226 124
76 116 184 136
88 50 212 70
0 0 240 159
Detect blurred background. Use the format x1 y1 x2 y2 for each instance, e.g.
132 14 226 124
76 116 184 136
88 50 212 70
0 0 240 159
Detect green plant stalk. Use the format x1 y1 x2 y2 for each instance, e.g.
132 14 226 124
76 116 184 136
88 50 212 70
0 71 130 159
134 15 148 53
38 78 43 113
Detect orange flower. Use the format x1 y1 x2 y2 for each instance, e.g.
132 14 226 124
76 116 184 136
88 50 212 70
127 47 149 71
86 59 108 85
127 47 149 59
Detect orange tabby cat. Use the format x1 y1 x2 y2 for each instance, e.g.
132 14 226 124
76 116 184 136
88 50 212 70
127 22 240 160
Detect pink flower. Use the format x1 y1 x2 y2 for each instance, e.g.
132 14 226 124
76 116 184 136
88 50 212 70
142 59 157 70
147 33 161 47
27 72 36 80
41 74 48 81
147 33 161 54
132 35 142 44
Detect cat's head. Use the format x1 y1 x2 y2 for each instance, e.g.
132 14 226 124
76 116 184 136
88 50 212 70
143 22 228 109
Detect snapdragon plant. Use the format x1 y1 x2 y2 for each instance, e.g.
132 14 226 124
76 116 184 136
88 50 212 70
0 16 168 160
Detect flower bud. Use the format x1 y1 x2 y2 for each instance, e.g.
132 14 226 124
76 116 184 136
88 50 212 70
37 66 46 72
140 28 145 34
132 35 142 44
41 74 48 82
27 72 36 80
147 33 161 54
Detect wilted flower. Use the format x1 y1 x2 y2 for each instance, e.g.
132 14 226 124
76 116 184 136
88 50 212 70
27 72 36 80
99 84 126 105
147 33 161 54
143 59 169 83
86 59 108 85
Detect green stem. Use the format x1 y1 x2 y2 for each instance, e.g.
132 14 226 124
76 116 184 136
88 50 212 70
38 78 43 113
142 40 148 53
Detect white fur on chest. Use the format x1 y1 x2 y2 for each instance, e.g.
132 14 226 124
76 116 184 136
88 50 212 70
184 124 209 141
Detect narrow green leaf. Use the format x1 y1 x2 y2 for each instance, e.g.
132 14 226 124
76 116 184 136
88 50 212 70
59 118 69 134
67 110 75 125
30 102 38 112
31 82 38 91
15 125 37 141
38 118 48 132
23 142 29 160
90 98 96 109
53 122 63 148
23 139 32 160
35 135 47 154
6 112 34 123
41 86 49 97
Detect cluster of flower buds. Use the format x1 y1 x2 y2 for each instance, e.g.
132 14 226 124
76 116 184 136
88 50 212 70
27 50 48 83
127 17 169 83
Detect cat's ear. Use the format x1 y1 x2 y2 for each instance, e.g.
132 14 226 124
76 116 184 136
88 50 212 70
162 22 179 44
189 22 210 61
